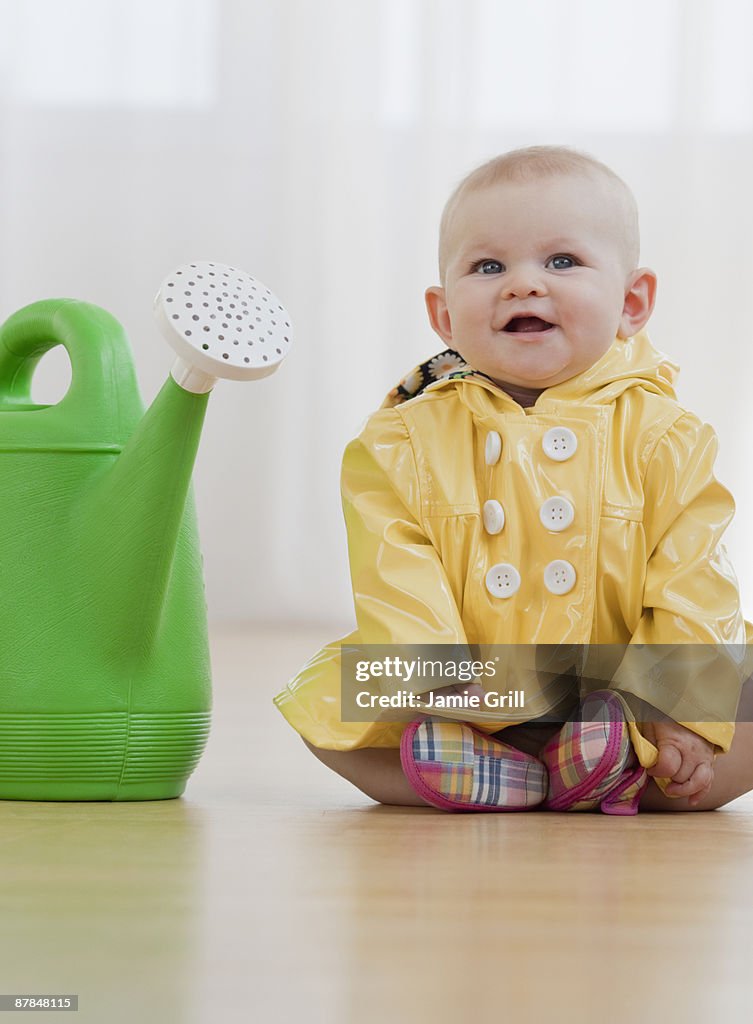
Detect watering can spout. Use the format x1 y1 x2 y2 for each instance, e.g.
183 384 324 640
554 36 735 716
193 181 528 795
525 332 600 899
85 377 210 660
87 260 293 656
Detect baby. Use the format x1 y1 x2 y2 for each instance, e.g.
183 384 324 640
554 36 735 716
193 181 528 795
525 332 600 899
275 145 753 813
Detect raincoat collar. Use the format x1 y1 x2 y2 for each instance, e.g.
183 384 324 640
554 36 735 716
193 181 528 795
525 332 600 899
384 330 679 412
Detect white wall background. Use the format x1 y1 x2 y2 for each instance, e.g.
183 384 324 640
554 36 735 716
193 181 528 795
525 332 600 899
1 0 753 624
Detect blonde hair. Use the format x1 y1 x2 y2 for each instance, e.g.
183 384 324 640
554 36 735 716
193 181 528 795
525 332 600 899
437 145 640 282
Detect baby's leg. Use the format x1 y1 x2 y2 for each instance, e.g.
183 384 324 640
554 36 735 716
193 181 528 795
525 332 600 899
303 740 429 806
303 723 552 809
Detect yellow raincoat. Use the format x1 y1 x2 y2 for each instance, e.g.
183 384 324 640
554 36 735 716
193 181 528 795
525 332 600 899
274 332 749 770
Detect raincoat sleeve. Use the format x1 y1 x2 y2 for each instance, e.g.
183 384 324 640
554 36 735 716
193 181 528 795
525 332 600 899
341 407 468 655
613 412 747 756
273 404 476 752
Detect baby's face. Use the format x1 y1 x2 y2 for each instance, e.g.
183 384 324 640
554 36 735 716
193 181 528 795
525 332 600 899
428 174 642 390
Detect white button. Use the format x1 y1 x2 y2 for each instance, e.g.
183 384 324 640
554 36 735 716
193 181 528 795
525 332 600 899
485 431 502 465
483 499 505 534
539 496 574 532
485 563 520 598
544 560 576 595
542 427 578 462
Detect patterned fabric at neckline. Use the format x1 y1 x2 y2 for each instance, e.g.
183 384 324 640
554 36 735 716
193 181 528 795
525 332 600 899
384 348 543 408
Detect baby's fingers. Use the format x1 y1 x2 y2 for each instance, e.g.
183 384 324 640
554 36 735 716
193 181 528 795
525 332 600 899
663 760 714 801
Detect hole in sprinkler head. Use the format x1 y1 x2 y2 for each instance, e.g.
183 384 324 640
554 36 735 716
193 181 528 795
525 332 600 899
222 353 229 359
263 355 268 361
186 330 192 336
202 344 209 350
244 357 250 363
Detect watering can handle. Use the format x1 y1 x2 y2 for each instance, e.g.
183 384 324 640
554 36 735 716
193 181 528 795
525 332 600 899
0 298 141 432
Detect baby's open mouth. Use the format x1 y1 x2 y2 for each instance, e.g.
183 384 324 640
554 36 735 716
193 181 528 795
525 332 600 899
503 316 555 333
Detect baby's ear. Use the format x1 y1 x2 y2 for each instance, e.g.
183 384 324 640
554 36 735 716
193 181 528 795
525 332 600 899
425 286 454 345
618 268 657 338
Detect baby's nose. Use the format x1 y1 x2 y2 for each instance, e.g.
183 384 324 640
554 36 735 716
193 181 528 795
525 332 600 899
500 268 547 299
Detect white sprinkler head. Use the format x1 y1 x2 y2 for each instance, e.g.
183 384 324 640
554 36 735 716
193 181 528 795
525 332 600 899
154 261 293 394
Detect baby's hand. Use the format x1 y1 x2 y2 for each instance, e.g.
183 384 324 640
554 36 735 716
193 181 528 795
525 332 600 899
641 718 716 806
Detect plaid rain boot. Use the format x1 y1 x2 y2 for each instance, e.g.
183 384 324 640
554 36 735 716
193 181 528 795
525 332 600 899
540 690 648 815
400 718 548 812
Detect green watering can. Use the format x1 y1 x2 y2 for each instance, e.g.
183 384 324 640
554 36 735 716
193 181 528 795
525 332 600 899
0 262 292 801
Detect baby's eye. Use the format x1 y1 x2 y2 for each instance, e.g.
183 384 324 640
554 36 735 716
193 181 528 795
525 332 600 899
472 259 504 275
546 254 578 270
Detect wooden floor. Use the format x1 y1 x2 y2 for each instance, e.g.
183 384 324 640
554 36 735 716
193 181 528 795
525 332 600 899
1 623 752 1023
